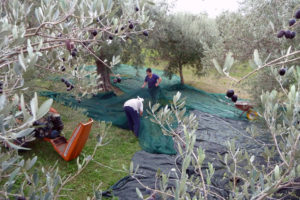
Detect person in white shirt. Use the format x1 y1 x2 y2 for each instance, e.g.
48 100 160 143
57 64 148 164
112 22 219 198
123 97 144 137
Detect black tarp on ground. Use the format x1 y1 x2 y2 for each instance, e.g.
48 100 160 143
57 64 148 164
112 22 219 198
103 111 278 199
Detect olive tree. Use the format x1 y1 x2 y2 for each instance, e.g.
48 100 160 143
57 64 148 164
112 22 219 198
208 0 300 106
212 48 300 199
215 0 300 61
0 0 152 96
0 0 152 198
0 0 153 143
148 12 205 84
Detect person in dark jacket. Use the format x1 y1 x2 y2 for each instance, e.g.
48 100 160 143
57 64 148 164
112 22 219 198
142 68 162 89
142 68 162 103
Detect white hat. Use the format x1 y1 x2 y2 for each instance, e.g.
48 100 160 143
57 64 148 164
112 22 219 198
137 96 144 102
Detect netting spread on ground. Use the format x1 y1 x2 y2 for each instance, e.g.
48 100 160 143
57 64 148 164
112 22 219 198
41 64 246 155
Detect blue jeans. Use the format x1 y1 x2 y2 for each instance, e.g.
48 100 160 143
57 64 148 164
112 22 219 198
124 106 140 137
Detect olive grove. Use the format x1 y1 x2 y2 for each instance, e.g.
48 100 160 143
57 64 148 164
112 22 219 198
1 0 300 199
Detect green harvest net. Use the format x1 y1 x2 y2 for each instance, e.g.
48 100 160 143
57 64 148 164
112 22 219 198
40 64 246 155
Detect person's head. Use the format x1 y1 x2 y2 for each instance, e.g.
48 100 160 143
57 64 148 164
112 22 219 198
146 68 152 76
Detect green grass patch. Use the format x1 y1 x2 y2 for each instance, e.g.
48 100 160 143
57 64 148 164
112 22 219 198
229 62 253 78
146 60 252 98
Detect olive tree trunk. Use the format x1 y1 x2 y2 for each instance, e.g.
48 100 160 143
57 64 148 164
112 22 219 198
96 59 112 91
179 65 184 85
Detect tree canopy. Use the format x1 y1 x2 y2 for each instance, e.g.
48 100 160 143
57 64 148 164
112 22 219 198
0 0 152 97
215 0 300 61
148 12 206 84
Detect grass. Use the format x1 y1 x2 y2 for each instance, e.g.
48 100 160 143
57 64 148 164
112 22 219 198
146 59 253 99
21 99 140 199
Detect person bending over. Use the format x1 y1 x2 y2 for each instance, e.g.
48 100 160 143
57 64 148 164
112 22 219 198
123 97 144 137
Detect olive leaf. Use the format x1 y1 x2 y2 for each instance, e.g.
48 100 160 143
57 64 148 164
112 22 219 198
18 54 27 71
212 59 224 75
6 140 30 150
0 94 6 111
8 167 21 184
274 165 280 180
26 156 37 170
253 49 262 67
36 98 53 120
30 93 39 120
136 188 143 199
223 52 234 73
269 21 275 31
13 128 35 138
20 94 30 120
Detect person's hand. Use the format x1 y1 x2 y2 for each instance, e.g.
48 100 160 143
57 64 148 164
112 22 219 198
141 85 145 88
155 83 159 87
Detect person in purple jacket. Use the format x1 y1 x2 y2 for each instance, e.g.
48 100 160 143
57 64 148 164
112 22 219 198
142 68 162 102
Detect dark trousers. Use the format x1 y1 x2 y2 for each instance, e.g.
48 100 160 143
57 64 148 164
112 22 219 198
124 106 140 137
148 86 160 104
